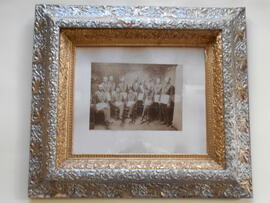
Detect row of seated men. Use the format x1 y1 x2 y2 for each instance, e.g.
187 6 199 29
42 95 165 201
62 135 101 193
89 76 175 129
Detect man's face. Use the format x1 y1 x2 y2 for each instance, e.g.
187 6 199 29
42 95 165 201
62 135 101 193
109 76 113 81
103 77 108 82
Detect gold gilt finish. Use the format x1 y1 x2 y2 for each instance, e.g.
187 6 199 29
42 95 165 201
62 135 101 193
205 33 225 168
57 28 225 169
61 28 220 47
57 32 74 167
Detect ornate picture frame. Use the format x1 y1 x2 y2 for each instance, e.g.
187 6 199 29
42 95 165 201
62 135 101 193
29 4 252 198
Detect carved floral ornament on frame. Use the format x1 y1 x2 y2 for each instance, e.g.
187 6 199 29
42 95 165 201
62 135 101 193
29 4 252 198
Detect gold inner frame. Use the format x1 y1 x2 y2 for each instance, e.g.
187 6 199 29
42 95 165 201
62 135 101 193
57 28 225 170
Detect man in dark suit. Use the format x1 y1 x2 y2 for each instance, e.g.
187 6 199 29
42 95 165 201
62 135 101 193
160 77 175 127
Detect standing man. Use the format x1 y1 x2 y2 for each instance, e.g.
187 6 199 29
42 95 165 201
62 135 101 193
101 76 110 93
101 76 112 123
94 84 111 129
132 77 140 118
108 75 116 92
136 81 145 116
160 77 175 127
101 76 111 104
126 88 137 123
132 77 139 93
107 75 116 119
153 77 162 121
149 79 155 92
141 86 154 124
118 76 128 101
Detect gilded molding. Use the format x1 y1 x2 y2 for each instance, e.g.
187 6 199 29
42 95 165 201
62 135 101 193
56 28 225 170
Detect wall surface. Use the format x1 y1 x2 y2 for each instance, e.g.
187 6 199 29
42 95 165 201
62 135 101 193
0 0 269 203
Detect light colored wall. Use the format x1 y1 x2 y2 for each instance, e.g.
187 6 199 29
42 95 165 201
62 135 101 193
0 0 270 203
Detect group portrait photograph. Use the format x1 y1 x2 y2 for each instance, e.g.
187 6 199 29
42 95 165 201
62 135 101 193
89 62 182 131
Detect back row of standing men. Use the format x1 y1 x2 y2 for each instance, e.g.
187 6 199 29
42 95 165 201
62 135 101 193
91 75 175 129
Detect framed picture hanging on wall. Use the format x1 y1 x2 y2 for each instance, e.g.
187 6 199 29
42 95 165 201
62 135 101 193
28 4 252 198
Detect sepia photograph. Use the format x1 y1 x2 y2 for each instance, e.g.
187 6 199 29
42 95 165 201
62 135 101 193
89 63 182 131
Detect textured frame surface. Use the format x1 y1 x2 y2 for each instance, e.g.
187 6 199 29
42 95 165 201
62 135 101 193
29 4 252 198
56 28 225 170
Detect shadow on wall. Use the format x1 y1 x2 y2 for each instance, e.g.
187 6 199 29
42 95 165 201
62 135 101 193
15 19 35 200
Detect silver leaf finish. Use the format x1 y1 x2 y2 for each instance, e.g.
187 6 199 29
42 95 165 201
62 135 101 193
29 4 251 198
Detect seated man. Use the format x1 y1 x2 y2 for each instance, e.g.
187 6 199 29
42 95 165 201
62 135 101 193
94 84 111 129
126 88 137 123
111 87 125 123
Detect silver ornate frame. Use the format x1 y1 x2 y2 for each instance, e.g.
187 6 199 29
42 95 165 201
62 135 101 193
29 4 252 198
